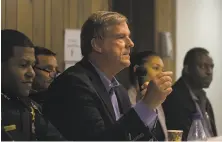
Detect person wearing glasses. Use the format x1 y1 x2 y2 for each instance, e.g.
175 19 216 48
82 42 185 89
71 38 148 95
30 46 59 106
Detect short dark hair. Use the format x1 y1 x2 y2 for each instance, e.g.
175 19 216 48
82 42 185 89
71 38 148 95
129 50 159 85
80 11 127 57
34 46 56 64
1 29 34 62
183 47 209 66
34 46 56 56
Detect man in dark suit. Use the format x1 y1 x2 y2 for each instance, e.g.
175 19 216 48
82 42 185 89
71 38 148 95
43 11 173 141
162 47 217 140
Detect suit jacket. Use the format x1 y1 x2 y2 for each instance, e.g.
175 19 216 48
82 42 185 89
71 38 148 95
43 58 154 141
162 77 217 140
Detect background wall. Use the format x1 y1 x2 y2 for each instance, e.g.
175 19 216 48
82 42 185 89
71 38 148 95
176 0 222 135
1 0 110 71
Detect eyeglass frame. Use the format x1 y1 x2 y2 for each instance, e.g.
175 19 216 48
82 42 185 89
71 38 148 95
34 66 60 78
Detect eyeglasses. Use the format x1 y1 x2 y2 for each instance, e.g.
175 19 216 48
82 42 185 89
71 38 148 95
34 66 60 78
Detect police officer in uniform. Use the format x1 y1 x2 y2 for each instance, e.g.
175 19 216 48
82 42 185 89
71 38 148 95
1 29 65 141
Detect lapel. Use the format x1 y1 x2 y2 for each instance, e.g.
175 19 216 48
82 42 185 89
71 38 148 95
174 78 196 113
157 106 168 140
80 58 116 120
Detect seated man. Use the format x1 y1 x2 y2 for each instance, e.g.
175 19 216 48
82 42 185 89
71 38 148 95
43 11 173 141
30 46 59 106
1 29 65 141
163 47 217 140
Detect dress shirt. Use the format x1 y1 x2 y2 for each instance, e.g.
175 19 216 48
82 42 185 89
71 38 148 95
90 61 157 129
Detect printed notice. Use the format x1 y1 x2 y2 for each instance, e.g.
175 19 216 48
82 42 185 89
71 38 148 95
64 29 82 61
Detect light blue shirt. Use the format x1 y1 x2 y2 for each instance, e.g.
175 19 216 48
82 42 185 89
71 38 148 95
90 61 157 129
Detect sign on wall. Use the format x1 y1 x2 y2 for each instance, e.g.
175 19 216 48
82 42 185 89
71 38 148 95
64 29 82 62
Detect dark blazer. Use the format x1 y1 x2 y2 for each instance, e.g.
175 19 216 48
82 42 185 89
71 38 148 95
162 77 217 140
43 58 154 141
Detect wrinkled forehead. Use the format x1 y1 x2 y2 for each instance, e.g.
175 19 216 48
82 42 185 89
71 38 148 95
104 22 130 36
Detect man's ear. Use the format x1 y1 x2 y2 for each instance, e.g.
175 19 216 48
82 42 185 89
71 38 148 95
91 38 102 53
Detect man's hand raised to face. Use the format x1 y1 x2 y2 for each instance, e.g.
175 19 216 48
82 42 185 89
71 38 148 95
142 71 173 109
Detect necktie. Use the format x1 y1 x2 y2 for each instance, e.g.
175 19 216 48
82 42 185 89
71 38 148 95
109 87 121 120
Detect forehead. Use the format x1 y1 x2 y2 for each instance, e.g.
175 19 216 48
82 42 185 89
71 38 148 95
145 56 164 66
105 22 130 35
195 53 213 64
13 46 35 60
37 55 57 66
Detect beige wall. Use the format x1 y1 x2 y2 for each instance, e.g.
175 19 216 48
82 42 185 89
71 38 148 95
155 0 176 81
1 0 110 71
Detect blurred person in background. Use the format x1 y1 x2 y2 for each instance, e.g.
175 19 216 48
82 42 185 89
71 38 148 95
128 51 168 141
1 29 65 141
30 46 59 106
162 47 217 140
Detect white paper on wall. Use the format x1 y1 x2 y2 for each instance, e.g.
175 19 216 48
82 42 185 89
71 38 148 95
64 29 82 61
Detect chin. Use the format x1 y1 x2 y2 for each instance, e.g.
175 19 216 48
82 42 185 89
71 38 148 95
121 60 131 67
203 85 210 88
202 83 211 88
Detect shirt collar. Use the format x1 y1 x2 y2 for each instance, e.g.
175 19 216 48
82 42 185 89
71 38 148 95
89 60 120 92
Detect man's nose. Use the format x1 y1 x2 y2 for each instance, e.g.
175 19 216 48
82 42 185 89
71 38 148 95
26 66 36 78
206 66 213 76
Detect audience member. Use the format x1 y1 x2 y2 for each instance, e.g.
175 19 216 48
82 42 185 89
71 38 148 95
162 47 217 140
128 51 168 141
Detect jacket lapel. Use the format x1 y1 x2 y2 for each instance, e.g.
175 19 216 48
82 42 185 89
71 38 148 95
175 78 196 113
80 58 116 120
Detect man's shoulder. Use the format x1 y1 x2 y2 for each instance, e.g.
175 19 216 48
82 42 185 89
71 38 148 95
164 78 187 103
49 61 97 95
56 62 90 84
